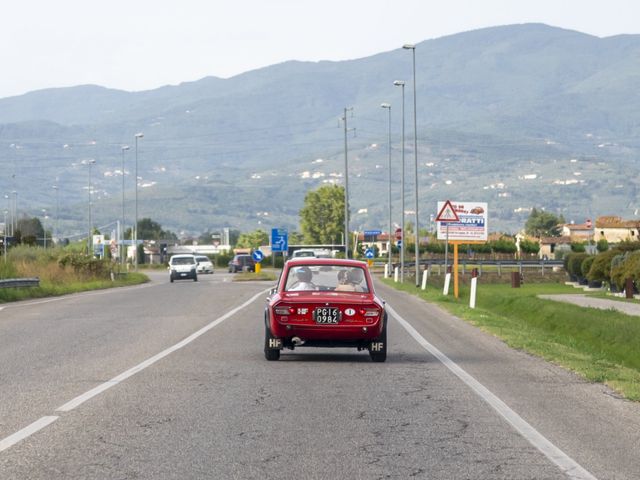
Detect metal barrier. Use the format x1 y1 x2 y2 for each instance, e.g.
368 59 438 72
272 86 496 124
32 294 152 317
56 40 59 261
0 278 40 288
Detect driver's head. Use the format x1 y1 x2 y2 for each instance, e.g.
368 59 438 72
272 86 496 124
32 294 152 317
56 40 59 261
347 268 364 284
295 266 312 282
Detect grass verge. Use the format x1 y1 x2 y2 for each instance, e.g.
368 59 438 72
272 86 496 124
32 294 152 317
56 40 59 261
0 272 149 303
233 271 277 282
382 278 640 401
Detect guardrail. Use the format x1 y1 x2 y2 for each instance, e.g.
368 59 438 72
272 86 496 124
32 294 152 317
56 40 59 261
0 277 40 288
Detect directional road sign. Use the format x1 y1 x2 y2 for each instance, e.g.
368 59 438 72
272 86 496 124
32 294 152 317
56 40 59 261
252 250 265 263
271 228 288 253
364 248 375 259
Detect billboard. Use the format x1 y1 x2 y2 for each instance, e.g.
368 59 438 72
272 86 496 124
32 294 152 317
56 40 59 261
436 201 488 242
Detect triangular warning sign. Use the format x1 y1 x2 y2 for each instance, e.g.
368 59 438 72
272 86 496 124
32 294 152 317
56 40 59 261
435 200 460 222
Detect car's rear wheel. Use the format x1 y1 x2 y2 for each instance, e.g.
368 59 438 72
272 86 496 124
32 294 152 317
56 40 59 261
264 325 280 361
170 274 174 283
193 275 198 282
369 316 387 362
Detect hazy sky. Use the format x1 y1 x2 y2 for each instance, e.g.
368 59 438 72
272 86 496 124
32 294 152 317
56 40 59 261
2 0 639 99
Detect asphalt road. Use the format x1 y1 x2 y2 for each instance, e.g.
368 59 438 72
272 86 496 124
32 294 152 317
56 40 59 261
1 271 638 479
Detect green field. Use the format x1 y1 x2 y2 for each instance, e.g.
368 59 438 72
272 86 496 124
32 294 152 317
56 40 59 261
382 278 640 401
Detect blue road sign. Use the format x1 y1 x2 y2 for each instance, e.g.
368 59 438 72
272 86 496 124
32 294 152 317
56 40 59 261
252 250 265 262
364 229 382 236
271 228 288 253
397 240 402 249
364 248 375 259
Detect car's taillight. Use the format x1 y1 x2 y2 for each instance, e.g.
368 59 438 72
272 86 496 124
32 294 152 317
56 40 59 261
275 306 294 315
361 308 380 317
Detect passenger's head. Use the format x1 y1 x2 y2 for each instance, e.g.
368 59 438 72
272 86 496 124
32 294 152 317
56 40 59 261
295 266 312 282
347 268 364 284
337 270 349 284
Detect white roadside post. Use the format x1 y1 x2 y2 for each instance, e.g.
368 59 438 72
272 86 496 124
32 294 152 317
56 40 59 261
394 266 399 282
384 263 389 278
443 271 451 295
470 268 479 308
421 268 428 290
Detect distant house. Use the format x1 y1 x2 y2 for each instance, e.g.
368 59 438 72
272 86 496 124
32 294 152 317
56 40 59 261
560 222 593 241
357 232 391 255
594 216 640 243
539 236 572 259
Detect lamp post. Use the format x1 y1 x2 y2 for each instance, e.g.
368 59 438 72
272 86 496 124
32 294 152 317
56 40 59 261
394 80 406 282
403 43 420 287
85 159 96 254
3 194 9 237
12 190 17 237
3 209 7 263
52 185 59 244
134 133 143 271
42 209 48 248
381 103 392 278
121 145 130 265
342 109 352 258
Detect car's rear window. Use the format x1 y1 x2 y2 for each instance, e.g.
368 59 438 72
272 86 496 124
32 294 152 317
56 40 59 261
196 256 209 262
172 257 195 265
284 265 369 293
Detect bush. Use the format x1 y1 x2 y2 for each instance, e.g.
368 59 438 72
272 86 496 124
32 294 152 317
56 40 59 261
570 242 586 253
520 239 540 255
596 239 609 253
581 255 596 277
490 238 517 254
611 251 640 290
566 253 589 279
614 240 640 252
58 254 111 279
586 249 620 282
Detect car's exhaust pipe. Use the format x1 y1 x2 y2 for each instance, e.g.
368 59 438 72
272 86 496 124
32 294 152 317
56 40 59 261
291 336 305 346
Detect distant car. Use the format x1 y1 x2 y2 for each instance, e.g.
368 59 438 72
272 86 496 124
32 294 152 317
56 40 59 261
263 258 387 362
228 254 256 273
291 248 332 259
168 254 198 282
195 255 214 274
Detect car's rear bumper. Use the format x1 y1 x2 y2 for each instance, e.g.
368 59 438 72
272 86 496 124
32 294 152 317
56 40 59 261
270 321 382 341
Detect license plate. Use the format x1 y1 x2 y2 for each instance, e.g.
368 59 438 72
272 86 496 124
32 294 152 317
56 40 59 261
180 273 187 277
314 307 340 324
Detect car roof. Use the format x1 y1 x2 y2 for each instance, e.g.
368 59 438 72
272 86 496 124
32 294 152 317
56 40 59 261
171 254 195 258
285 258 367 268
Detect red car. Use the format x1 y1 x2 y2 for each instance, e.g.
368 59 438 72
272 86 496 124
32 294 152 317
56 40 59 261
264 258 387 362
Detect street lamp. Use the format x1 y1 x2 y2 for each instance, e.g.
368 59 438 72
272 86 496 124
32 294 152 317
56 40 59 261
394 80 406 282
341 109 352 258
52 185 59 244
3 194 9 237
11 190 17 237
84 159 96 254
42 209 48 248
121 145 130 265
403 43 420 286
134 133 144 271
3 209 7 263
381 103 392 278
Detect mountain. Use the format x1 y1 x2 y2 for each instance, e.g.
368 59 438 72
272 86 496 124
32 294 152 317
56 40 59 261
1 23 639 239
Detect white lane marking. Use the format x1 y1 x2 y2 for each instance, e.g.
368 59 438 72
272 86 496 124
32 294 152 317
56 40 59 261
387 304 597 480
56 288 269 412
0 416 59 453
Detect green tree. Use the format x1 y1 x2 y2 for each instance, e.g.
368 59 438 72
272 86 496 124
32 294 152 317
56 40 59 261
125 218 177 241
524 208 565 238
299 185 345 244
236 229 269 249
